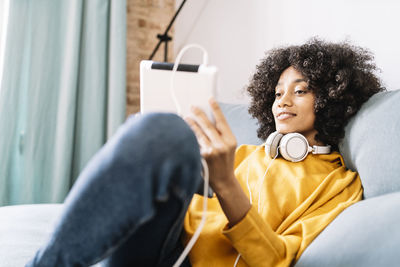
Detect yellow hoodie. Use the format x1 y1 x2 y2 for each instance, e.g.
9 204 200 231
183 144 362 267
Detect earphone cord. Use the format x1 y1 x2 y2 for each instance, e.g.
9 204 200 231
233 144 279 267
170 44 209 116
173 158 209 267
171 44 210 267
257 146 279 212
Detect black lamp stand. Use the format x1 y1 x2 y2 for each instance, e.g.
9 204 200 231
148 0 187 62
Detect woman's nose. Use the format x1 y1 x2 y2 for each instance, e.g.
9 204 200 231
278 92 292 107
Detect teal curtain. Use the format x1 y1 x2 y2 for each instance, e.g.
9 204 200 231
0 0 126 206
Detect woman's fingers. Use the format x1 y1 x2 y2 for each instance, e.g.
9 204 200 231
185 101 238 192
184 116 210 146
186 98 237 158
208 98 228 129
185 117 217 157
190 105 223 144
208 98 237 147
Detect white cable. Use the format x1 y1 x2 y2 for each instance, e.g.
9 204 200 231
246 159 253 205
233 253 241 267
245 145 264 205
257 146 279 213
170 44 210 267
235 144 266 267
170 44 209 115
234 144 278 267
173 158 209 267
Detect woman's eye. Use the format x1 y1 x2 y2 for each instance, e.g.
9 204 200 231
275 92 281 98
295 89 307 95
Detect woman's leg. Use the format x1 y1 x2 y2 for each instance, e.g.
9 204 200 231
26 113 202 267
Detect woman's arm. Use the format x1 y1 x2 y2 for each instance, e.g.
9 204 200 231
184 98 251 227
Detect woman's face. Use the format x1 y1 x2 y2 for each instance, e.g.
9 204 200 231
272 66 319 145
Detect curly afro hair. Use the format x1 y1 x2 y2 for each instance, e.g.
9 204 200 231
247 38 385 149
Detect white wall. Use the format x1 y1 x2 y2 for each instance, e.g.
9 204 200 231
174 0 400 103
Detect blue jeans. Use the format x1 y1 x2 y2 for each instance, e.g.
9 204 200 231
26 113 202 267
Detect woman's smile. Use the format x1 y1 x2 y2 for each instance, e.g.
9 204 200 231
276 111 296 121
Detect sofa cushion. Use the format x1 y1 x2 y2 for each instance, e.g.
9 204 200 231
219 102 262 146
295 190 400 267
0 204 105 267
0 204 62 267
339 90 400 199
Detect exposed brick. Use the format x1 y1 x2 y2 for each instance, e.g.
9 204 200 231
138 18 146 28
126 0 175 116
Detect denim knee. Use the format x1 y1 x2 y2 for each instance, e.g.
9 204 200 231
124 113 200 160
118 113 202 197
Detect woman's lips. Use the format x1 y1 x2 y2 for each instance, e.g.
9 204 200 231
276 112 296 120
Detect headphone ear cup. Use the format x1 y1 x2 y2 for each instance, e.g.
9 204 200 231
279 133 310 162
265 132 283 158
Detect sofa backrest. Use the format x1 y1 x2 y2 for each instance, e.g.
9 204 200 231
339 90 400 199
219 102 263 146
220 89 400 199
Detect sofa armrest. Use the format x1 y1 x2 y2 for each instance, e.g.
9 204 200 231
295 191 400 267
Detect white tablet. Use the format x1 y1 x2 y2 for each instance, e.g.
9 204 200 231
140 60 218 121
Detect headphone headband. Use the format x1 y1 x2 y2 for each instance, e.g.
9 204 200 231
312 145 331 154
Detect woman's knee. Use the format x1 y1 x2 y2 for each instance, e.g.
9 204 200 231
124 113 202 199
121 113 200 164
135 113 194 141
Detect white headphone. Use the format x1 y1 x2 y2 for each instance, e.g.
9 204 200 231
265 131 331 162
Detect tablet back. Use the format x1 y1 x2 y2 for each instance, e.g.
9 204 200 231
140 60 218 120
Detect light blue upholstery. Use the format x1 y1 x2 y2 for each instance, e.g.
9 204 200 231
339 90 400 199
218 102 262 146
0 204 100 267
0 205 62 267
295 191 400 267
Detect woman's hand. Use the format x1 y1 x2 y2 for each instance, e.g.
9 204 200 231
185 98 251 227
184 98 237 193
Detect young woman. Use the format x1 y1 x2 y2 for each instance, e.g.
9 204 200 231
26 38 384 267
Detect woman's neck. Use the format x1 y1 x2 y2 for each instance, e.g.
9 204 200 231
304 130 325 147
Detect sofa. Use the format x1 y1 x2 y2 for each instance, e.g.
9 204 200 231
1 89 399 266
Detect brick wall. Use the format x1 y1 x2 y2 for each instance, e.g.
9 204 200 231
126 0 175 116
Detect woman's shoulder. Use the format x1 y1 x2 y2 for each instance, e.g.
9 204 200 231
313 151 347 167
306 151 358 177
